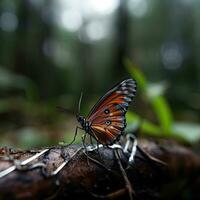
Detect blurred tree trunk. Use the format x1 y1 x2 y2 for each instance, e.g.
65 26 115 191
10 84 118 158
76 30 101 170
114 0 129 78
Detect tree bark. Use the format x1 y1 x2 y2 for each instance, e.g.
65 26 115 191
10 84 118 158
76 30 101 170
0 139 199 200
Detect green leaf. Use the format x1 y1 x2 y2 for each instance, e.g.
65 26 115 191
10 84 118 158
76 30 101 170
141 120 162 136
147 82 168 98
126 111 141 132
172 122 200 143
124 58 147 91
0 66 38 101
126 111 162 136
150 95 173 134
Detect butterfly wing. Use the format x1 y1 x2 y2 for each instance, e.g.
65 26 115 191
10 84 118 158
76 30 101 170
87 79 136 145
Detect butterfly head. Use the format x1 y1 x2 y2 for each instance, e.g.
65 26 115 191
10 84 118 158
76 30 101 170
77 115 85 127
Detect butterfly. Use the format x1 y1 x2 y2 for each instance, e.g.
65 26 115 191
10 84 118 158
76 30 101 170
75 78 137 146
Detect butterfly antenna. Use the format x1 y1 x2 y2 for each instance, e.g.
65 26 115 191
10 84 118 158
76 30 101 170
77 92 83 117
56 106 75 115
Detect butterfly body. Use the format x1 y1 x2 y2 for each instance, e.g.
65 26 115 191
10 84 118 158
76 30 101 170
77 79 136 146
77 115 90 133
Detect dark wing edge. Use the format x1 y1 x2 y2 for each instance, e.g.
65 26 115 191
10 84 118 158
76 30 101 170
87 78 137 118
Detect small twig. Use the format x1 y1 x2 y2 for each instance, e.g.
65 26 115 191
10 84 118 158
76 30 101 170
0 149 49 178
114 148 134 200
91 187 128 199
137 146 167 167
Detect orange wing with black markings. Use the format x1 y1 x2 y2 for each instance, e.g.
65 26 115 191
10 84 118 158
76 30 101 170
86 79 136 145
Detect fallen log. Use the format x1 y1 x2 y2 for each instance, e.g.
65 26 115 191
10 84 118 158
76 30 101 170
0 138 199 200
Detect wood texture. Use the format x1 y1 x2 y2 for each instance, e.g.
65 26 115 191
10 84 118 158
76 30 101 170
0 139 199 200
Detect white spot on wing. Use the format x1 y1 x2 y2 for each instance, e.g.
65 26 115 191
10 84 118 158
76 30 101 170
116 91 122 94
121 82 126 86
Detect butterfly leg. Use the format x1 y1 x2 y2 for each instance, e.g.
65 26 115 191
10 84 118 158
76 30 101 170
82 133 90 166
89 136 101 157
67 126 83 146
81 133 87 148
95 141 105 164
89 135 95 148
59 126 83 163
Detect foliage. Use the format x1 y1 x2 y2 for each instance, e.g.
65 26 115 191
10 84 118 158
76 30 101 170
125 59 200 143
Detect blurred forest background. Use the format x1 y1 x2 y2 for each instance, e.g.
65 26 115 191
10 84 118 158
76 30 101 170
0 0 199 149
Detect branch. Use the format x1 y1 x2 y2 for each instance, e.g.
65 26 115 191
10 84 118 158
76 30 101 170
0 139 199 200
